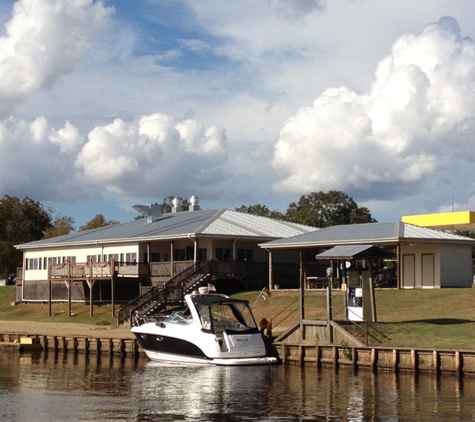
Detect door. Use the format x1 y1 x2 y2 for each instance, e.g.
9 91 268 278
402 254 415 288
421 253 435 287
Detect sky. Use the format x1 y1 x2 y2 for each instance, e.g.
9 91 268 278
1 0 475 229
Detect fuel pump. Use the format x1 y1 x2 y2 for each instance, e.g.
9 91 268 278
346 268 375 322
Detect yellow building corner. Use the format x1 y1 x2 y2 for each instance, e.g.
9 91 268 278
402 211 475 231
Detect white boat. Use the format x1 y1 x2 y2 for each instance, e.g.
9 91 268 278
131 288 278 366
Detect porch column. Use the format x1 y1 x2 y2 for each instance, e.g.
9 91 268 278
368 262 377 322
111 276 115 317
267 250 274 290
48 278 52 317
170 241 174 276
86 279 95 317
110 258 115 317
65 280 72 317
194 238 198 263
396 243 401 289
299 250 306 335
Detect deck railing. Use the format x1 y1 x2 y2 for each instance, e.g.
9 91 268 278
47 258 152 279
48 258 115 279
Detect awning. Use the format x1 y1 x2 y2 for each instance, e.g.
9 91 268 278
315 245 395 260
402 211 475 231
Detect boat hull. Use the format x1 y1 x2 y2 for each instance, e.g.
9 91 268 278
131 292 279 366
132 329 278 366
141 348 278 366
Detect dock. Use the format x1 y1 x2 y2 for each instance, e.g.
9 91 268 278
3 332 475 376
274 342 475 376
0 333 142 358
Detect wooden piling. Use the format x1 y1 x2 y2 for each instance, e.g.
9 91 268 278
0 332 143 359
273 343 475 376
392 349 399 373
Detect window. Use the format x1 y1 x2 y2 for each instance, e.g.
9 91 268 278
28 258 39 270
198 248 207 261
237 249 253 261
127 252 138 263
216 248 231 261
150 253 159 262
173 249 186 261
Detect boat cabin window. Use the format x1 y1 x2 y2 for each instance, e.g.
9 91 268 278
209 302 257 333
168 307 193 324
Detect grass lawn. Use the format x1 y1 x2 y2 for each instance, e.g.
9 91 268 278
0 286 116 326
2 285 475 350
236 288 475 350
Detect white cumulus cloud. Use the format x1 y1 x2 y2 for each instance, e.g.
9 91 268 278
272 16 475 200
0 0 112 116
75 113 229 197
0 116 84 200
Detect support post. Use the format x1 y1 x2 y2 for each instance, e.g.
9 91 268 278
326 286 333 343
65 280 72 317
48 279 52 317
87 279 95 317
268 250 274 290
369 262 377 322
111 276 115 317
299 250 306 340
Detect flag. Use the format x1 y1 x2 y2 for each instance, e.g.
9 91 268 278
208 283 216 292
260 287 271 301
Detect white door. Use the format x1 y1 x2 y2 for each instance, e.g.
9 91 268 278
402 254 415 288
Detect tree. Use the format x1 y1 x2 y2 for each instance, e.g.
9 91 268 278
79 214 119 231
0 195 52 275
43 215 75 238
285 190 376 228
235 204 285 220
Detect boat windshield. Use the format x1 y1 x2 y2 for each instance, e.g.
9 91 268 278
168 307 193 324
207 301 258 333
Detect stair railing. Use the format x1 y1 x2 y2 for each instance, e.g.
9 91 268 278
117 260 214 326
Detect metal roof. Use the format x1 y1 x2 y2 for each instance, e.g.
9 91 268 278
16 209 317 250
260 221 475 249
315 245 396 260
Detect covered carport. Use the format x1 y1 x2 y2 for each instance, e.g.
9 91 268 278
314 245 396 323
260 221 475 291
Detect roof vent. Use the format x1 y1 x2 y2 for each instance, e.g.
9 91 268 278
172 197 183 213
132 203 163 223
189 195 200 211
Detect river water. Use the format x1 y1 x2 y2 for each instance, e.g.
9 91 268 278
1 351 475 421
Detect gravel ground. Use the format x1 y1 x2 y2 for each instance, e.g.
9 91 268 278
0 320 134 339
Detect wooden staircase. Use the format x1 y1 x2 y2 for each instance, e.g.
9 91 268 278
117 261 212 326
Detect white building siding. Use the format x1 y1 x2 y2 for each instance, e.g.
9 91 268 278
400 244 441 289
399 243 473 288
23 243 139 282
440 244 473 288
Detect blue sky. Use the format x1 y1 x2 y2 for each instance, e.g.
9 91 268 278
1 0 475 229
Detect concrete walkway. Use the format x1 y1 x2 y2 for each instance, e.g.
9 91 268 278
0 320 134 339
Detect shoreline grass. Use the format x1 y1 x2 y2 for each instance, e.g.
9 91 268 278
2 286 475 350
236 287 475 350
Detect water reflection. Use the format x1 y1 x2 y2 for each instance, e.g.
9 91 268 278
1 351 475 421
